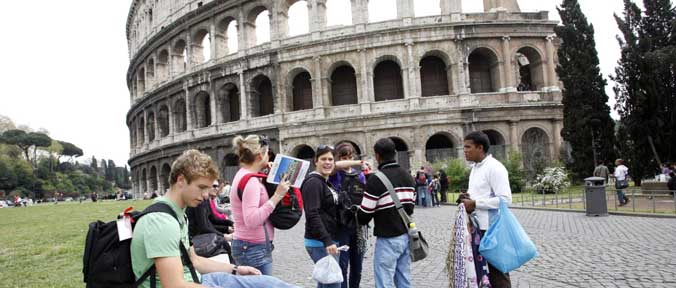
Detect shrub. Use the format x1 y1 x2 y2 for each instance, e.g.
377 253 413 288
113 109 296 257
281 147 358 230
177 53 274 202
432 158 470 193
532 166 570 194
504 150 526 193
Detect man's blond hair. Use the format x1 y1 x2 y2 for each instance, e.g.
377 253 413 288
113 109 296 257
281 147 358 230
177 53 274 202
169 149 219 185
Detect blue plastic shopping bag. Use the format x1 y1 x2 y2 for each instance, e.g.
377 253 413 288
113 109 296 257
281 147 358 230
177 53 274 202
479 199 538 273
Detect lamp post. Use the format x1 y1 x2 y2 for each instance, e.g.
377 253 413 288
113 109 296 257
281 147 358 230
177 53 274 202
590 118 601 170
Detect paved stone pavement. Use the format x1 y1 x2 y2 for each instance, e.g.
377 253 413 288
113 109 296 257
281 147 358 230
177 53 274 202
270 206 676 287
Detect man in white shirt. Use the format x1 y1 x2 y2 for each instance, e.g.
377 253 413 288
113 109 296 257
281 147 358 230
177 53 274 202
612 159 630 206
459 131 512 287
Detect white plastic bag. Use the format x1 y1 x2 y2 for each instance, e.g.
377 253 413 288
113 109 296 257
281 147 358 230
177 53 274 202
312 255 343 284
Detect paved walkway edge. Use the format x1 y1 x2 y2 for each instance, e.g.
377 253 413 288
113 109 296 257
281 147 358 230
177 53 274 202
441 203 676 219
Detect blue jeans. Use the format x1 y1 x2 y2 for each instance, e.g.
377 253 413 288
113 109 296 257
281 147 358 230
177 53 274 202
306 246 342 288
336 227 364 288
201 272 299 288
374 234 411 288
416 186 427 207
617 189 627 204
231 240 273 276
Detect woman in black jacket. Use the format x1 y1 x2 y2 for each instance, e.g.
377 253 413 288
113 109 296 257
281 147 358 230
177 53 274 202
301 145 341 288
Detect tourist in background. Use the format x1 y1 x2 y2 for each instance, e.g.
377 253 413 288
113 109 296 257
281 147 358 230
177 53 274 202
613 159 630 206
593 160 610 184
229 135 291 275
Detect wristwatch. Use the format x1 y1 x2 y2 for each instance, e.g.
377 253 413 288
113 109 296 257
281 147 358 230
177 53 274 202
232 265 239 275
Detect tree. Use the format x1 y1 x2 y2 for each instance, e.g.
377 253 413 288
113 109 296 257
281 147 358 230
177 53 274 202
106 159 116 182
555 0 616 180
0 157 18 192
1 130 52 164
58 141 83 162
613 0 676 184
90 156 98 172
100 159 108 177
0 115 15 133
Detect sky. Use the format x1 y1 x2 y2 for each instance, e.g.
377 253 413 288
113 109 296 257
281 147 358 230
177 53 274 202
0 0 638 166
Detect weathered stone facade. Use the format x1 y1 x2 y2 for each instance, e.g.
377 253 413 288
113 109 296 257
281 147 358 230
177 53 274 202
126 0 563 196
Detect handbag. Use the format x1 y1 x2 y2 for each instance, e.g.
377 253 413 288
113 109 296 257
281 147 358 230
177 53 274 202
479 199 538 273
374 171 429 262
193 233 227 258
615 179 629 189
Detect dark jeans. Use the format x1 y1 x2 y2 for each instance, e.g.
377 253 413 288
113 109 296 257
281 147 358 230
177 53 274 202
336 227 364 288
440 186 448 203
480 230 511 287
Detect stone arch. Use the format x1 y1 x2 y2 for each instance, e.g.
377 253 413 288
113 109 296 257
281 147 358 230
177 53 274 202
141 168 147 193
329 62 358 106
468 47 500 93
515 46 546 92
251 74 274 116
192 28 211 64
158 104 170 137
247 6 272 46
286 0 310 37
373 57 404 101
146 57 155 88
137 115 146 145
146 111 156 141
149 165 158 193
425 133 457 163
219 83 240 122
368 0 397 22
521 127 551 179
130 120 137 147
292 144 316 172
482 129 507 160
160 163 171 193
193 91 211 128
389 137 410 171
173 97 187 132
157 49 169 82
289 68 313 111
326 0 352 26
172 38 187 75
223 153 240 183
420 51 450 97
137 67 146 96
216 16 238 55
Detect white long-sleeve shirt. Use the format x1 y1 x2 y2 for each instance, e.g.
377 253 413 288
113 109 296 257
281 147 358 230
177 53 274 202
467 154 512 230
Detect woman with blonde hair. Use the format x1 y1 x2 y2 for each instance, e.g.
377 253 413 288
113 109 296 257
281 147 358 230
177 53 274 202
229 135 290 275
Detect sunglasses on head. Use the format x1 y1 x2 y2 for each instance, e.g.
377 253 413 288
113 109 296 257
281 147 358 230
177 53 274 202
317 144 334 151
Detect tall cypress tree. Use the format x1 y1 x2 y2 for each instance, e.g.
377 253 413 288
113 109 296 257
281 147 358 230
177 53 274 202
613 0 675 184
555 0 616 180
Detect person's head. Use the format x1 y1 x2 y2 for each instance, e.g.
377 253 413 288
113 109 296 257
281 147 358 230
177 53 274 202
669 172 675 178
464 131 490 162
615 158 625 166
373 138 396 164
597 160 605 166
168 149 220 208
433 174 439 179
335 142 356 161
209 180 220 199
314 145 335 177
233 134 270 171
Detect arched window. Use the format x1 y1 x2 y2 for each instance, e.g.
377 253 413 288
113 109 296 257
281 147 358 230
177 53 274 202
515 47 546 91
137 116 145 145
420 55 449 96
253 9 271 45
288 1 309 36
374 60 404 101
414 0 441 17
482 129 506 160
219 83 240 122
146 58 155 88
172 39 187 75
326 0 352 26
192 29 211 64
146 112 156 141
251 75 274 116
225 20 239 54
141 168 147 193
160 163 171 193
521 127 550 179
137 67 146 96
389 137 410 171
158 105 170 137
292 71 313 111
468 48 500 93
174 98 187 132
331 65 358 106
157 50 169 82
223 153 240 183
216 17 237 56
295 145 316 171
149 166 158 192
425 134 456 163
194 92 211 128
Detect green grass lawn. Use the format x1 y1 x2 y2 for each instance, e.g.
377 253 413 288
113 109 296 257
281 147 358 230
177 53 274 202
0 200 153 287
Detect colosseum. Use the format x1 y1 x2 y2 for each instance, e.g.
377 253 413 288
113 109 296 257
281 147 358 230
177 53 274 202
126 0 563 195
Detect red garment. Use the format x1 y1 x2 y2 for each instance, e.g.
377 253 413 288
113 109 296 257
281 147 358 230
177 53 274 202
209 198 227 220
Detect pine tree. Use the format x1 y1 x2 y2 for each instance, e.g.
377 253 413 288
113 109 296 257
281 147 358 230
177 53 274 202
106 159 116 182
90 156 98 171
613 0 676 183
100 159 108 178
555 0 616 180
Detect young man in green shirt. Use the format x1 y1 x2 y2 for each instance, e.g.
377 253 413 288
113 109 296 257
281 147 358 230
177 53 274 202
131 149 298 288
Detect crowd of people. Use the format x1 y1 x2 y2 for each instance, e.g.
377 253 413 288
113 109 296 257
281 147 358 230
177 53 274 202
128 130 518 288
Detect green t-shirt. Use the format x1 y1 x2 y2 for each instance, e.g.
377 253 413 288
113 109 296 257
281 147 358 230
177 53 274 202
130 197 200 288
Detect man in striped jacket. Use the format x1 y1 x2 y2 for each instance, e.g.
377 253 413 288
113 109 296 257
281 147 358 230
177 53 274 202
357 138 416 288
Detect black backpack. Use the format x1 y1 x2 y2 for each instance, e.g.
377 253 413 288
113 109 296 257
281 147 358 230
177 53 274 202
237 172 304 230
337 171 366 229
82 202 199 288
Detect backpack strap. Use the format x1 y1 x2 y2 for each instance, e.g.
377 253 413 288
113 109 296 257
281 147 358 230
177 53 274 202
133 202 200 287
236 173 267 200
